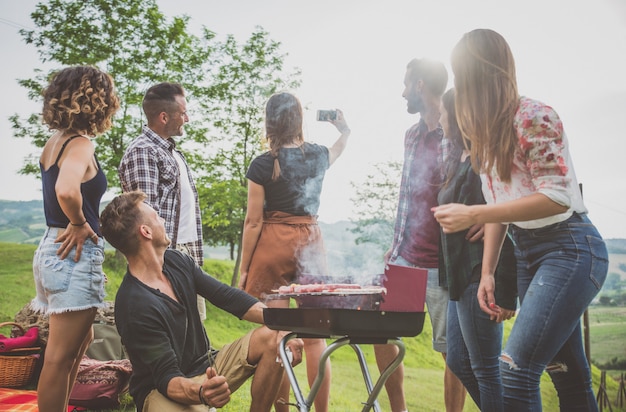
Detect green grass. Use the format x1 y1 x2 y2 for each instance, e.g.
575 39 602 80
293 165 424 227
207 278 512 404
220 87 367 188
1 242 625 411
0 229 31 244
0 243 39 321
588 306 626 366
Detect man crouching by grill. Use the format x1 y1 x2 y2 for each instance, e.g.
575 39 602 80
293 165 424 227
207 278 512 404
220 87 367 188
100 190 303 412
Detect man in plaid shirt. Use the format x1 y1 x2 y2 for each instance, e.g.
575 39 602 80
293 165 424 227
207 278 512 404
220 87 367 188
119 82 207 320
373 59 467 412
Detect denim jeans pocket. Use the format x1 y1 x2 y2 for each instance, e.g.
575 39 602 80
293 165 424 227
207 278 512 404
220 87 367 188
40 254 74 294
90 248 106 298
586 235 608 290
90 247 105 275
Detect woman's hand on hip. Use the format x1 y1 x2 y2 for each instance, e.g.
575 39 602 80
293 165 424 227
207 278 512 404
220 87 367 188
55 223 97 262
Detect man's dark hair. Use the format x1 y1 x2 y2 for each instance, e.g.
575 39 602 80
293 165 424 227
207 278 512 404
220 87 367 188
406 58 448 97
100 191 147 256
142 82 185 121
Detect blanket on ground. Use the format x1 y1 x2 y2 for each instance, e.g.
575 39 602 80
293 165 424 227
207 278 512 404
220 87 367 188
0 388 84 411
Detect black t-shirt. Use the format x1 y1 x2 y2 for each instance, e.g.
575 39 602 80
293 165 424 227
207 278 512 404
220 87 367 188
246 143 330 216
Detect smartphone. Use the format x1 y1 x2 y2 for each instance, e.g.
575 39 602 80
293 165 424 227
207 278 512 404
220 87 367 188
316 109 337 121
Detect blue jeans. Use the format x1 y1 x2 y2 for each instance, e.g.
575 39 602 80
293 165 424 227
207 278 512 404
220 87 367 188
503 213 608 411
447 282 504 412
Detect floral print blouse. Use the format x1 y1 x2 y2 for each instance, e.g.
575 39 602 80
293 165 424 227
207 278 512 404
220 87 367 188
481 97 587 229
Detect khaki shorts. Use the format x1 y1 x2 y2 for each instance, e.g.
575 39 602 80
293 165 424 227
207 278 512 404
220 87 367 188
143 330 256 411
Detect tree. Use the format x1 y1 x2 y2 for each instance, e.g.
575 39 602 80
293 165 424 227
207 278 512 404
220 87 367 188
11 0 217 189
349 160 402 253
194 29 301 285
598 295 613 306
10 1 302 287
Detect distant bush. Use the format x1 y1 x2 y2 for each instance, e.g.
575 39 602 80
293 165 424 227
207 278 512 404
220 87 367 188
593 357 626 371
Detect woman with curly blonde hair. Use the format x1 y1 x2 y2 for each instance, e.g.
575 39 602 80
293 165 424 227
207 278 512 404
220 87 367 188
31 65 119 412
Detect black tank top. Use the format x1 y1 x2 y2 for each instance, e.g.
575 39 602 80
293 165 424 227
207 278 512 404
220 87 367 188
40 135 107 235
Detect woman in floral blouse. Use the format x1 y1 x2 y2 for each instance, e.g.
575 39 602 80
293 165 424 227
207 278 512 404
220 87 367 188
433 28 608 411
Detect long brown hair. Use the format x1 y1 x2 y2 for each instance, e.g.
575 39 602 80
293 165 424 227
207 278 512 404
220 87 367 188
441 88 464 188
451 29 519 182
264 92 304 180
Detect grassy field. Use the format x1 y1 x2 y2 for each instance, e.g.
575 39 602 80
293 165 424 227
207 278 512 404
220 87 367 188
588 305 626 383
1 242 624 411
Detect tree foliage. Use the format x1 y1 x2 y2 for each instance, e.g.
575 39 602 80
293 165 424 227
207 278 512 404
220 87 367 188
11 0 301 285
11 0 216 189
349 160 402 253
195 30 301 284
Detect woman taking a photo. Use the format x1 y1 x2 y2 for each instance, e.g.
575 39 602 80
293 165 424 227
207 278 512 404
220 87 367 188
433 29 608 410
239 92 351 412
31 65 119 412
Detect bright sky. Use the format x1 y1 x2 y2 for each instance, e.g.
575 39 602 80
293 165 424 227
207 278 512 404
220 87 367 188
1 0 626 239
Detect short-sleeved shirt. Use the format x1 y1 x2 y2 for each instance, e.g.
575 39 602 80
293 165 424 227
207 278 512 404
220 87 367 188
246 143 330 216
481 97 587 229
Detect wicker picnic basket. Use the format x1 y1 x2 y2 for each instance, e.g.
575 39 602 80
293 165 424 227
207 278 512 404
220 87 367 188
0 321 40 388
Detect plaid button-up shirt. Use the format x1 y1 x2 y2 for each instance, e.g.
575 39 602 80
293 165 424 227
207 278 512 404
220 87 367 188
389 119 444 267
118 125 204 265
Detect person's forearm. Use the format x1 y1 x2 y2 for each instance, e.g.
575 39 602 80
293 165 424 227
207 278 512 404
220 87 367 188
56 186 85 225
242 302 266 324
328 129 351 165
167 376 203 405
481 223 507 277
473 193 568 225
240 221 263 275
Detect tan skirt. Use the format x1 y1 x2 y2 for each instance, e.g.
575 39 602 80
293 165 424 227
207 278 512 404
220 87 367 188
244 211 328 299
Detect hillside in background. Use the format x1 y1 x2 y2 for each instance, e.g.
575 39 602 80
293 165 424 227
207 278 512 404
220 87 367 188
2 199 626 286
0 200 46 244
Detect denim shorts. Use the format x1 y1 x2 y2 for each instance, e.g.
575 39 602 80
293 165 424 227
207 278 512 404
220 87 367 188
31 227 107 315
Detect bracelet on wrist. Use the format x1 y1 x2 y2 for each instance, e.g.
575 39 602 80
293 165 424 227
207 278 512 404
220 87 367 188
198 385 208 405
70 220 87 226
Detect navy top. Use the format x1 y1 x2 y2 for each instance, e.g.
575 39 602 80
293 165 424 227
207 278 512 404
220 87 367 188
40 135 107 235
115 249 259 411
246 142 329 216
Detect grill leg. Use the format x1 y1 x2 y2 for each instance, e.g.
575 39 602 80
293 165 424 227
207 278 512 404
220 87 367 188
358 338 405 412
350 343 381 412
279 332 310 412
279 334 405 412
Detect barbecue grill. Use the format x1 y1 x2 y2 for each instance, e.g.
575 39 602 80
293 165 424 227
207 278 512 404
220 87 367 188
265 287 385 310
262 265 428 411
264 308 425 412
